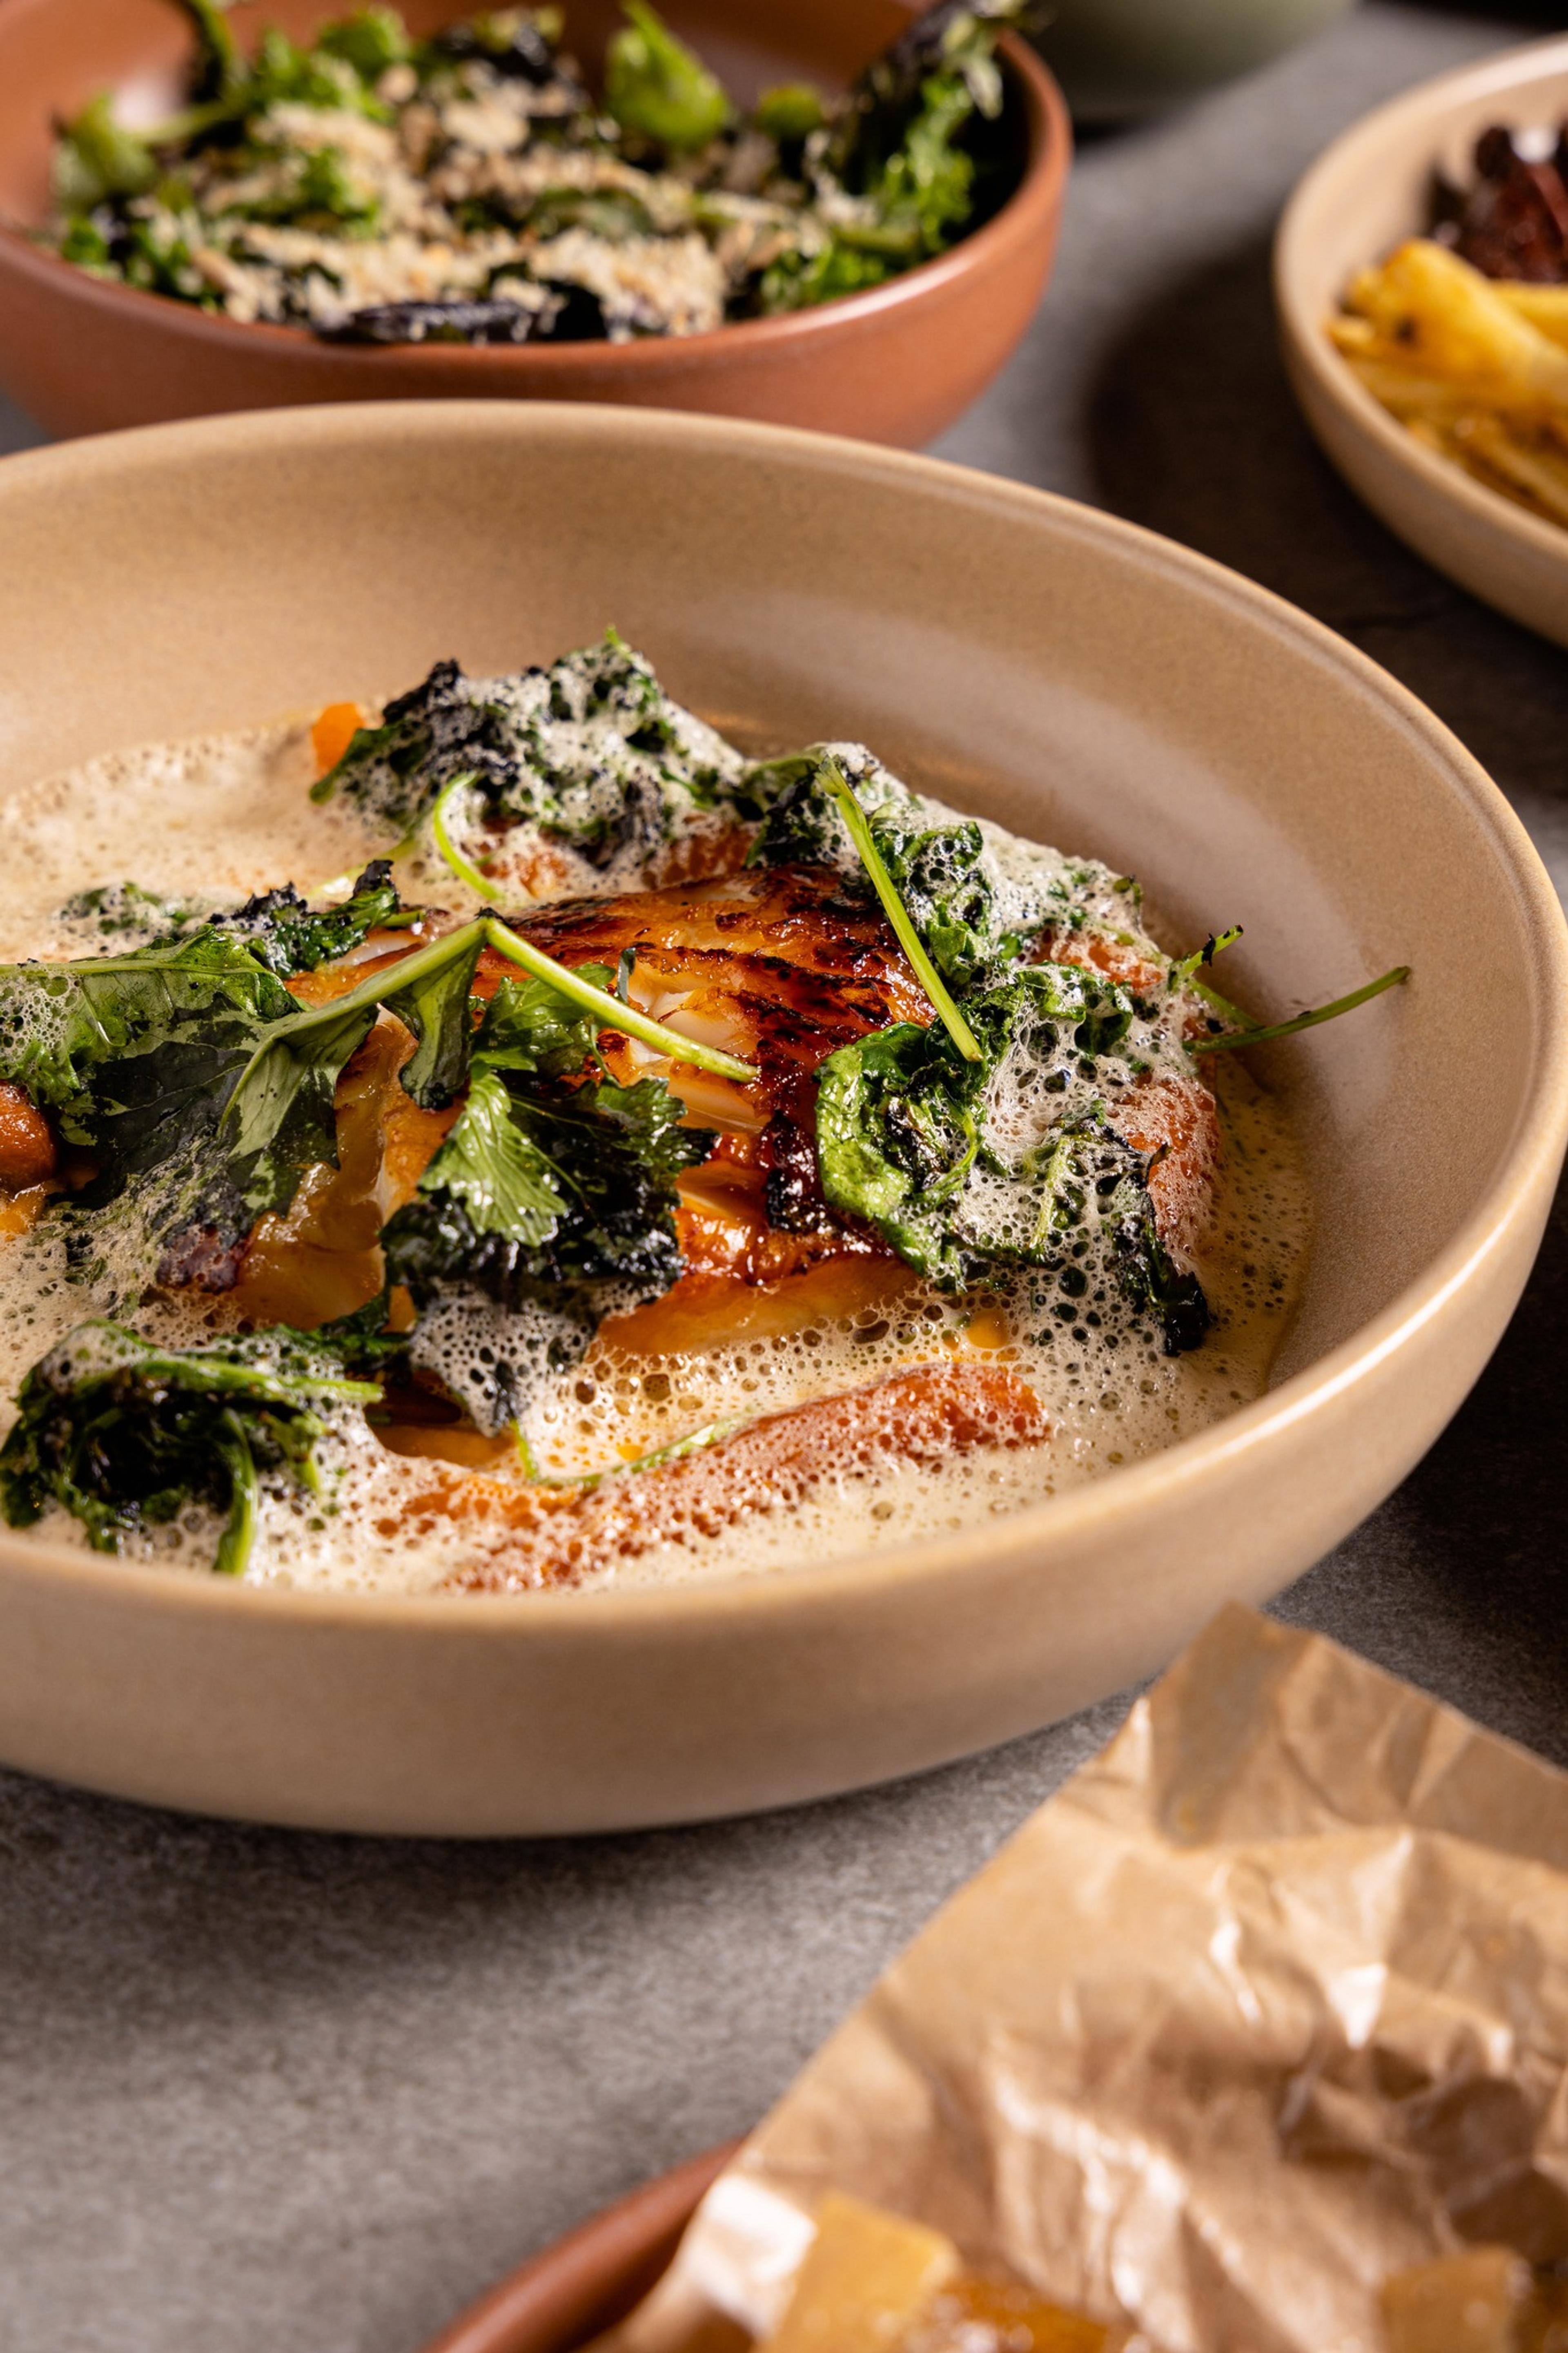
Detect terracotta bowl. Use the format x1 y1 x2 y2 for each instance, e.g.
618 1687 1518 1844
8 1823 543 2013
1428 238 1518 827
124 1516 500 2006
0 401 1565 1835
1276 35 1568 648
0 0 1067 446
420 2146 736 2353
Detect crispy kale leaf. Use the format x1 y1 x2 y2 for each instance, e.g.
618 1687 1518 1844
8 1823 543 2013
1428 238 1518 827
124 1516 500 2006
164 859 408 977
815 965 1209 1352
381 975 710 1427
57 861 407 972
383 1075 708 1345
760 2 1027 312
749 747 1051 992
311 633 747 860
0 1317 386 1574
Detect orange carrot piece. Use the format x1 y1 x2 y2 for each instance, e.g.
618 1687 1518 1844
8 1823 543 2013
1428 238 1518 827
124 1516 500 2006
311 701 364 776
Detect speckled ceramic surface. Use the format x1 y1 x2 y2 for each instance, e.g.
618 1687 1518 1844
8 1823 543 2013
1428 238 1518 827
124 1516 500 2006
1276 36 1568 648
0 0 1067 445
0 400 1564 1836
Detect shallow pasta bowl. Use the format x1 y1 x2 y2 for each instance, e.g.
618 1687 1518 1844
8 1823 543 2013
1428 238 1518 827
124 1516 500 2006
1276 36 1568 647
0 400 1564 1836
0 0 1067 446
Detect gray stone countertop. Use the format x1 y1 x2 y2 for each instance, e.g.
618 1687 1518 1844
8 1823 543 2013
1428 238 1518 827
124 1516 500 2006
2 5 1566 2346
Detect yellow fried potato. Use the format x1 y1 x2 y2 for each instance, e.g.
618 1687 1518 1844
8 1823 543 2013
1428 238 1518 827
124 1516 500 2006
1492 279 1568 350
765 2194 958 2353
1343 353 1475 426
1451 412 1568 525
1347 240 1568 414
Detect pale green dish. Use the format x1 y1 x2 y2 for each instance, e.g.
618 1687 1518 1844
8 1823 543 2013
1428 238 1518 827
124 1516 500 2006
1031 0 1354 121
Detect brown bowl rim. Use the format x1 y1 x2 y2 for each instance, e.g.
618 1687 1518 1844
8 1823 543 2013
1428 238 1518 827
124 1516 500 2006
420 2142 739 2353
0 26 1067 379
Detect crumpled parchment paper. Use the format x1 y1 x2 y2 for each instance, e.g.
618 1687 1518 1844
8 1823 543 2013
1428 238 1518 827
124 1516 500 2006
606 1604 1568 2353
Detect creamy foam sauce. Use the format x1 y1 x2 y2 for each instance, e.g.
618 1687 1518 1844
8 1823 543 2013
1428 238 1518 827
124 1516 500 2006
0 718 1312 1595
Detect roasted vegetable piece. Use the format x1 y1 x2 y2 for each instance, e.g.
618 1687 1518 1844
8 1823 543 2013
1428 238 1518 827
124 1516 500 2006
428 1361 1054 1589
0 1084 57 1193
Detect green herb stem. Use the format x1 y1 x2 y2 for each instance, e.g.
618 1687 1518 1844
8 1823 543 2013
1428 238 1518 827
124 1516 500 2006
1172 923 1243 991
222 911 758 1116
479 919 756 1084
429 771 503 903
212 1409 258 1577
1188 975 1251 1028
1191 964 1410 1055
821 757 982 1063
513 1412 749 1488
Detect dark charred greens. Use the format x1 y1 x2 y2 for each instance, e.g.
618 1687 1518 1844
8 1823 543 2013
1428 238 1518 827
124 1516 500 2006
312 633 745 855
203 859 408 977
748 747 1049 994
384 1074 707 1318
815 965 1209 1354
0 1317 386 1574
0 901 481 1287
52 862 408 972
382 979 711 1428
762 1 1032 313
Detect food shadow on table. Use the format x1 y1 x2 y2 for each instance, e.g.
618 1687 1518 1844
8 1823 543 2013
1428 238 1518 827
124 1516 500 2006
1072 228 1568 1761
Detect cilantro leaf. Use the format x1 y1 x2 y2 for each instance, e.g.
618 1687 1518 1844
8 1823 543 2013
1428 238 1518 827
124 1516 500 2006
413 1067 566 1246
471 964 614 1082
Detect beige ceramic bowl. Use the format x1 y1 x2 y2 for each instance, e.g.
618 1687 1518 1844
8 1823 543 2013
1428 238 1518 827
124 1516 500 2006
1276 36 1568 648
0 402 1564 1836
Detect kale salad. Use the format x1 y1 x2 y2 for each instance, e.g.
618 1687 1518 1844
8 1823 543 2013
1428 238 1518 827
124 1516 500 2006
0 638 1397 1593
43 0 1031 344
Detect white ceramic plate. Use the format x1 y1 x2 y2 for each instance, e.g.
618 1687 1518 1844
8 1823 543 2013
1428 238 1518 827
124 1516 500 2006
0 402 1564 1834
1276 36 1568 647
